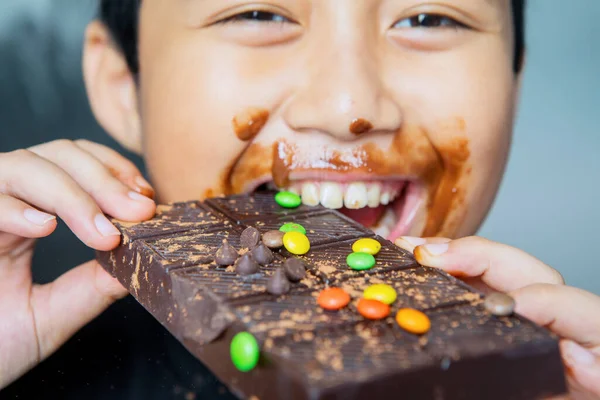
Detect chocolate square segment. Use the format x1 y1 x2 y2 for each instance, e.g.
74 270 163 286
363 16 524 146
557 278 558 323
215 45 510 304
97 193 567 400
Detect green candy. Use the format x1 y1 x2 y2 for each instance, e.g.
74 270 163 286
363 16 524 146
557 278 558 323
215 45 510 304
347 252 376 271
279 222 307 235
230 332 260 372
275 191 302 209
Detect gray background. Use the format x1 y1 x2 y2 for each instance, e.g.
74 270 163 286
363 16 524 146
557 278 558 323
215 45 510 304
0 0 598 398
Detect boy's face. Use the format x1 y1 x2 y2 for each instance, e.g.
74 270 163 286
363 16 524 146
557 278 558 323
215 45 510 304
88 0 519 241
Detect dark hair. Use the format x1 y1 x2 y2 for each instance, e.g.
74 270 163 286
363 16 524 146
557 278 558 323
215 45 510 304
99 0 526 75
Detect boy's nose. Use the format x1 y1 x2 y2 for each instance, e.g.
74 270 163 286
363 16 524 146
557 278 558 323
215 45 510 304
283 38 402 141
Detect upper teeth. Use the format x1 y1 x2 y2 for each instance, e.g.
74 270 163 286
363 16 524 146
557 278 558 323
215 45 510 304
281 181 402 210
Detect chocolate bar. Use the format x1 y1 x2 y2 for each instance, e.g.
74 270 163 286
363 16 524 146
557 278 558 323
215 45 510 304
97 192 567 399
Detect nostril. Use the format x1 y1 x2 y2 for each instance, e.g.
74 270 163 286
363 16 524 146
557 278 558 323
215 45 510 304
349 118 374 135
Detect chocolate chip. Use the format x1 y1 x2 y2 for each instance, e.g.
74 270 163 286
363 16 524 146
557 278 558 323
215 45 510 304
267 268 290 295
240 227 261 249
215 240 238 266
283 258 306 282
484 292 515 316
252 244 274 265
235 254 259 276
262 230 285 249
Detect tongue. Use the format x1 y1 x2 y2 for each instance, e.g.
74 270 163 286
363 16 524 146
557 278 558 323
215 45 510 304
339 205 387 227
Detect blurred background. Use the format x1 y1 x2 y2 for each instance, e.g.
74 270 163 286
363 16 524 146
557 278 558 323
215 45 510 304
0 0 598 398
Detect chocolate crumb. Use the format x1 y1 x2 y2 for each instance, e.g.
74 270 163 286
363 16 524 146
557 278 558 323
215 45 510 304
267 268 291 295
235 253 259 276
215 240 238 266
252 243 274 265
283 258 306 282
240 227 261 249
262 230 285 248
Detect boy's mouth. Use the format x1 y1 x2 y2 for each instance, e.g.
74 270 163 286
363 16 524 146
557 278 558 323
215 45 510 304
251 177 425 242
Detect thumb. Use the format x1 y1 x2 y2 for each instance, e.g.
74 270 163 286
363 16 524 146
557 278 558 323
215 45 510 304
31 260 128 361
560 340 600 398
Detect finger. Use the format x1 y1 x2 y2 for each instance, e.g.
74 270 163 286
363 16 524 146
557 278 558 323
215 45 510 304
0 149 121 250
395 236 451 253
0 194 57 239
511 284 600 348
511 284 600 397
559 340 600 398
410 236 564 292
74 139 155 198
30 260 128 361
28 140 155 222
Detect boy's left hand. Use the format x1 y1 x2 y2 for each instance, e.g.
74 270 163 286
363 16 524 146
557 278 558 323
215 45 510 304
395 236 600 399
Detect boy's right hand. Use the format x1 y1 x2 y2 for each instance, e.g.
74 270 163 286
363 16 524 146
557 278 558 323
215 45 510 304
0 140 156 389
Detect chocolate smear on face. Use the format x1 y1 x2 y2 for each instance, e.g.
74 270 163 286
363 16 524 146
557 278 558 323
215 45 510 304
240 227 261 249
349 118 373 135
232 107 270 141
267 268 291 295
235 253 259 276
252 243 274 266
262 230 285 249
215 239 238 266
283 258 306 282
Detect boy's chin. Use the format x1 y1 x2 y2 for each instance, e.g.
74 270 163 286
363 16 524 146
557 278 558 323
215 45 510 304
251 179 427 242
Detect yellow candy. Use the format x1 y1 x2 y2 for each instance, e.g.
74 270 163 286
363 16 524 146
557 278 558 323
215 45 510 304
364 284 397 305
283 231 310 255
352 238 381 255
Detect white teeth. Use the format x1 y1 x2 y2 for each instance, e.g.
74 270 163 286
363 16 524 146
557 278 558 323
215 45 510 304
286 185 300 195
319 182 344 209
380 192 391 206
301 182 320 206
367 184 381 208
344 182 368 209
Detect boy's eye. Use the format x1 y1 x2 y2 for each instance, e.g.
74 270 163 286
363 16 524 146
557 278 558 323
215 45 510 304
393 14 467 29
217 10 292 24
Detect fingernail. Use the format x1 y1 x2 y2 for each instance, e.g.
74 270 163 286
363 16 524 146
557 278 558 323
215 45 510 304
128 191 155 203
94 214 121 237
563 340 595 366
24 209 56 226
133 176 155 198
422 243 449 256
400 237 426 246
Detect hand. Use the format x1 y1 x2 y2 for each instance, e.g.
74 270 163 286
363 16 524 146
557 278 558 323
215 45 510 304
0 140 156 388
395 236 600 400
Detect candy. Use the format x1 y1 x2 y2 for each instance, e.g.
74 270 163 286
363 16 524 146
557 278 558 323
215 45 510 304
346 252 376 271
396 308 431 335
352 238 381 255
275 191 302 209
484 292 515 316
357 298 390 320
235 254 259 276
240 227 261 249
279 222 307 235
283 231 310 255
230 332 260 372
364 284 397 305
262 230 285 248
267 268 291 295
283 258 306 282
317 287 351 311
215 239 238 266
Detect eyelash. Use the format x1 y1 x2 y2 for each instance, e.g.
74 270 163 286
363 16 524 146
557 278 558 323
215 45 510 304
216 10 293 25
393 14 468 29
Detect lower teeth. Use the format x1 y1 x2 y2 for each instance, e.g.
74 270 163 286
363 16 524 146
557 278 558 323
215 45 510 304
370 207 396 238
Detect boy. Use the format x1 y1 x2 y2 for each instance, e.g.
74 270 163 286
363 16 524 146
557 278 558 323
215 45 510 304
1 0 599 398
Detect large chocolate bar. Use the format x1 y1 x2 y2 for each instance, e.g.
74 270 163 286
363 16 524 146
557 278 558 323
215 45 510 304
97 193 567 399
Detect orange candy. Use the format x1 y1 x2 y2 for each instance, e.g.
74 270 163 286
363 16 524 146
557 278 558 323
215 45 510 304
395 308 431 334
357 298 390 320
317 288 351 311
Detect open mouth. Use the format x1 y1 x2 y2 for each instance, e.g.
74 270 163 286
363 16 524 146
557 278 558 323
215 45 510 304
253 179 425 242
